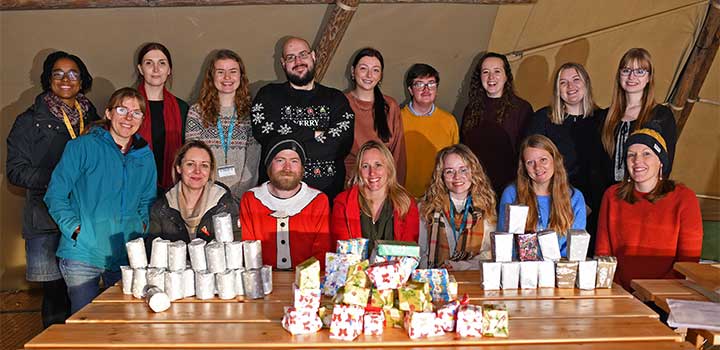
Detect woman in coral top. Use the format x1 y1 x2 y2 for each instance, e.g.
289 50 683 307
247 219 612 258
331 141 419 253
595 125 703 291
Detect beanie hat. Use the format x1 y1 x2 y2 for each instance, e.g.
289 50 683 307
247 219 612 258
263 138 306 169
624 123 670 177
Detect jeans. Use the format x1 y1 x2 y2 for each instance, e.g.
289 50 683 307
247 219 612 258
59 258 121 314
25 234 62 281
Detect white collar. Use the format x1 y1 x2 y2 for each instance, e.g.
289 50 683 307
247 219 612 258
249 181 321 218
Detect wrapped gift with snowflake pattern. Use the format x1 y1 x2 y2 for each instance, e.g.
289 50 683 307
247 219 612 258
369 288 395 309
404 311 445 339
281 306 322 335
398 281 431 311
366 260 403 290
363 308 385 336
411 268 450 302
295 257 320 290
436 299 460 332
456 304 483 337
481 303 509 337
323 252 361 296
292 283 321 310
329 304 365 341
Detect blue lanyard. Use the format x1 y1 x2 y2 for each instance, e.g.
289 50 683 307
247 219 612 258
448 195 472 243
217 113 236 163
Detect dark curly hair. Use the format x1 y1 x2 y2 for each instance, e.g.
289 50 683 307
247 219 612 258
464 52 516 128
41 51 93 93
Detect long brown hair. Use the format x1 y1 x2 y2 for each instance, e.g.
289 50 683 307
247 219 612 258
349 141 412 217
516 135 574 234
464 52 517 128
421 144 496 224
196 49 251 128
601 48 657 156
549 62 597 125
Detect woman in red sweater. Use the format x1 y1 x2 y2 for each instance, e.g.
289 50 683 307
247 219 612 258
595 125 703 291
331 141 419 253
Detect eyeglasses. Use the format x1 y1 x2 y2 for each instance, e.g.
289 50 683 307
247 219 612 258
620 67 648 77
443 167 470 179
51 70 81 81
113 106 144 119
284 51 311 62
412 81 438 90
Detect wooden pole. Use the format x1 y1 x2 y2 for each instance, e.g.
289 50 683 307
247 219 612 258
1 0 533 11
669 0 720 136
312 0 359 82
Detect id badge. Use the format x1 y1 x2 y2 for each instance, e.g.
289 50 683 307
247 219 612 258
217 165 237 178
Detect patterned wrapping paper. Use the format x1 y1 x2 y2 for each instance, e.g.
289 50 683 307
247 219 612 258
501 262 520 290
345 260 371 288
241 268 264 299
567 229 591 261
293 283 321 310
369 288 395 309
505 204 529 234
323 253 361 296
595 256 618 288
491 232 514 262
295 257 321 290
576 259 598 290
342 284 371 306
404 311 445 339
519 261 539 289
537 230 561 261
167 241 187 272
448 275 458 300
224 241 244 270
383 307 405 328
482 304 509 337
398 281 431 312
456 304 483 337
336 238 369 259
242 240 263 270
261 265 273 295
411 268 450 303
397 256 420 284
482 262 502 290
146 268 166 291
516 233 541 261
211 212 234 243
436 300 460 332
375 240 421 257
216 269 237 300
205 241 227 273
537 260 555 288
188 238 207 271
329 304 366 341
282 306 322 335
363 309 385 336
555 260 579 289
366 261 402 290
318 304 334 328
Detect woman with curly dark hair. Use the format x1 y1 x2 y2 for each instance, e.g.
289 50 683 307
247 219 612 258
461 52 533 196
185 49 260 201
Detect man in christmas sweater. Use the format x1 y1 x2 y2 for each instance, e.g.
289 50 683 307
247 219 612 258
251 36 354 202
240 138 331 269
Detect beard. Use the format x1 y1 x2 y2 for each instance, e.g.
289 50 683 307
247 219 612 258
270 170 303 191
285 64 315 87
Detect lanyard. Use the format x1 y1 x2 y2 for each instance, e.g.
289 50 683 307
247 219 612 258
217 112 236 163
448 195 472 244
61 101 84 139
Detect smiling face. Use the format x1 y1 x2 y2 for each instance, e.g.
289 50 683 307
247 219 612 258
106 97 144 146
213 58 241 95
558 67 586 108
626 143 661 191
138 49 171 88
620 59 650 95
523 146 555 190
50 58 82 106
480 57 507 98
359 148 388 194
281 38 316 87
268 149 304 191
442 153 471 199
352 55 382 92
176 147 212 191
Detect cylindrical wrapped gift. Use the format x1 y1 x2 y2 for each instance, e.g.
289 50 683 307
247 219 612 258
225 241 244 270
234 268 246 296
143 285 171 313
261 265 273 295
120 266 133 295
188 238 207 271
146 268 166 291
167 241 187 271
164 270 184 301
195 270 215 300
126 238 147 269
242 268 264 299
182 269 195 298
206 241 226 273
149 238 170 268
212 212 234 243
132 267 147 298
243 240 263 270
216 270 237 300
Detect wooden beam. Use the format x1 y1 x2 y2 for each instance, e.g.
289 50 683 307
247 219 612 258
312 0 359 82
1 0 534 11
669 0 720 135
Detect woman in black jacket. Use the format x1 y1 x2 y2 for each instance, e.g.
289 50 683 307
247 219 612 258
148 140 240 243
6 51 100 327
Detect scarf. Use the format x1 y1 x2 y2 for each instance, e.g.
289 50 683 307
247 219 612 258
175 182 213 239
43 91 92 131
427 198 484 268
137 83 183 189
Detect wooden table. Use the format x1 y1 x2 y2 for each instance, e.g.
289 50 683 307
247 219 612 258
26 271 690 349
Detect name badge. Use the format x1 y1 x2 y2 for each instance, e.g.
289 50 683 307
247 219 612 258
217 165 237 178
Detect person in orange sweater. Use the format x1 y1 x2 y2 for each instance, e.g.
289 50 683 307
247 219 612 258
595 125 703 291
240 138 330 269
331 141 419 253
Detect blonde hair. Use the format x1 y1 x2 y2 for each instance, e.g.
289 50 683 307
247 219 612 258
516 135 574 234
421 144 496 224
349 141 412 217
549 63 597 125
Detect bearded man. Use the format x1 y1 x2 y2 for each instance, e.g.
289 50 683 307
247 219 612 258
239 138 330 269
251 36 354 202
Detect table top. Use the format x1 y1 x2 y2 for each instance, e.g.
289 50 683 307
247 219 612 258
26 271 685 349
673 262 720 293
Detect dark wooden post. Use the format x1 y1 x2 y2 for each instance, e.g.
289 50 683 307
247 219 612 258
312 0 360 82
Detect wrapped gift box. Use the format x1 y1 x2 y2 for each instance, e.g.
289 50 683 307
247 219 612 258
293 283 321 310
411 268 450 302
482 262 502 290
505 204 529 234
519 261 539 289
323 252 361 296
595 256 617 288
567 229 590 261
318 304 333 328
342 284 371 306
501 262 520 289
329 304 365 341
363 309 385 336
577 259 598 290
491 232 514 262
336 238 369 259
345 260 370 288
456 304 483 337
556 260 579 288
516 233 541 261
369 288 395 309
404 311 445 339
482 303 509 337
436 300 460 332
281 307 322 335
397 256 420 284
537 260 555 288
376 240 420 257
366 261 403 290
295 257 321 290
448 275 458 300
383 307 405 328
398 281 431 312
537 230 561 261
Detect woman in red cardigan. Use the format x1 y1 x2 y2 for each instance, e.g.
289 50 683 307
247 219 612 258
595 125 703 291
331 141 419 252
